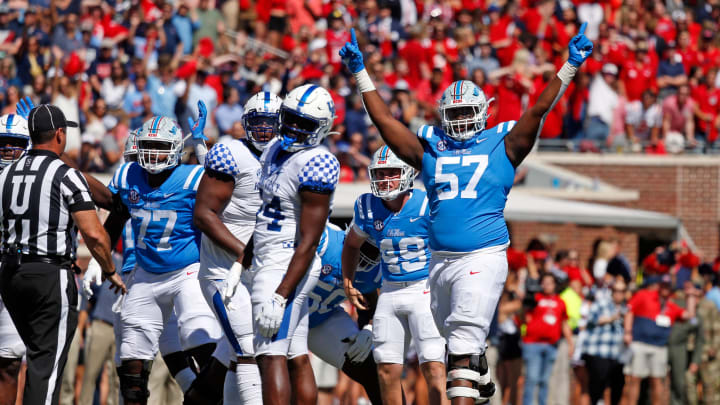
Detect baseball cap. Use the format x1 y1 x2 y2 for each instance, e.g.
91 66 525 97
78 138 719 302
602 63 619 76
27 104 79 134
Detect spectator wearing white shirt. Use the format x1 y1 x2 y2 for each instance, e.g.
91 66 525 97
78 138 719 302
624 90 663 152
586 64 620 143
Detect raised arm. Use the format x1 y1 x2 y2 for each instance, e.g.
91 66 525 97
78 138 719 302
340 29 424 170
504 23 593 167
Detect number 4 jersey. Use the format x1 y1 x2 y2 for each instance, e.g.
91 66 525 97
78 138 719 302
351 189 431 283
417 122 516 253
109 162 204 273
253 139 340 270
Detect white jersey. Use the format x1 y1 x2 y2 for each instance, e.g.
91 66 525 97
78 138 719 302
252 139 339 269
199 139 262 280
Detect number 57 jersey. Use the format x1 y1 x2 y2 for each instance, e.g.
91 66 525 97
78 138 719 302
417 122 516 254
253 139 340 270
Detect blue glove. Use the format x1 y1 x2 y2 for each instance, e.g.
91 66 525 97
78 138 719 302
567 22 593 67
339 28 365 74
16 96 35 120
187 100 208 141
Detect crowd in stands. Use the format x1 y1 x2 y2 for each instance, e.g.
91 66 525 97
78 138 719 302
0 0 719 183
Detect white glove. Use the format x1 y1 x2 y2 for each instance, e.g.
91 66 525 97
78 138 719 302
222 262 244 307
255 293 287 338
82 258 103 299
345 324 373 363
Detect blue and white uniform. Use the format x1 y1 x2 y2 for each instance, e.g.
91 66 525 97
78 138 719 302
109 162 220 361
246 138 339 357
112 222 184 364
351 189 445 364
307 225 381 368
198 139 262 365
417 122 514 355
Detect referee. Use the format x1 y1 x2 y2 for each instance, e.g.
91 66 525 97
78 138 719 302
0 104 126 405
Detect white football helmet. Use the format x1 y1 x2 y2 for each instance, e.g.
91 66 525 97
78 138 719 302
438 80 493 141
0 114 30 167
368 146 416 201
136 116 183 174
124 129 138 161
243 91 282 151
278 84 335 152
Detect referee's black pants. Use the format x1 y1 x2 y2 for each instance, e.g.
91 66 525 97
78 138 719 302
0 261 78 405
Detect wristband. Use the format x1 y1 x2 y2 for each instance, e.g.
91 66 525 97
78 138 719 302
557 62 578 85
353 68 376 93
103 269 117 276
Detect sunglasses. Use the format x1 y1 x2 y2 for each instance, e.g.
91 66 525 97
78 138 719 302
613 288 626 293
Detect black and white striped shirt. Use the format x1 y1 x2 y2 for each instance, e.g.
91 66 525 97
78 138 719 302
0 149 95 258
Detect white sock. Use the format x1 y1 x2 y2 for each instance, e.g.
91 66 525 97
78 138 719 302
224 363 262 405
174 367 196 392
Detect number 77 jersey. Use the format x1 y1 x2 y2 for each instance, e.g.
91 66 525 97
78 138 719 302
109 162 204 273
417 121 516 254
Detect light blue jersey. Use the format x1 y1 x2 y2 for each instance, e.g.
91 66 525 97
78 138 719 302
109 162 204 273
308 225 381 329
417 122 516 253
352 190 431 283
121 220 136 274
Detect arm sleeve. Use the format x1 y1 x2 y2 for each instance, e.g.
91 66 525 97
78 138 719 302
350 196 370 239
62 169 96 212
297 152 339 194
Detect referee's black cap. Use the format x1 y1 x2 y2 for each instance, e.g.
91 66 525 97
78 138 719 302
27 104 79 134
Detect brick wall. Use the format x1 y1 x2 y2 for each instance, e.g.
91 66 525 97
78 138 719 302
536 156 720 259
509 221 638 270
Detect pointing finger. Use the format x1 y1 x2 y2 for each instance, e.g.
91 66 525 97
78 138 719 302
578 22 587 36
351 28 357 46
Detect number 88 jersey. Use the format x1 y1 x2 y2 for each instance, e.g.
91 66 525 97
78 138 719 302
417 122 516 254
351 189 431 282
253 139 340 270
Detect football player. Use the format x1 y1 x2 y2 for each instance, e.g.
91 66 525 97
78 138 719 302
0 114 30 405
340 25 593 404
191 91 282 404
83 132 203 403
308 223 384 404
343 147 447 405
103 113 221 405
248 84 339 405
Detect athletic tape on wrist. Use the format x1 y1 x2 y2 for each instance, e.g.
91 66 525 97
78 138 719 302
353 69 376 93
557 62 578 85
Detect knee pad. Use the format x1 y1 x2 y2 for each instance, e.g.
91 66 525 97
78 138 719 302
118 360 152 402
446 353 495 403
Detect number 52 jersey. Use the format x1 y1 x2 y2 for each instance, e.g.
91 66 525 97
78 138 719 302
109 162 204 273
252 139 340 270
417 121 516 253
